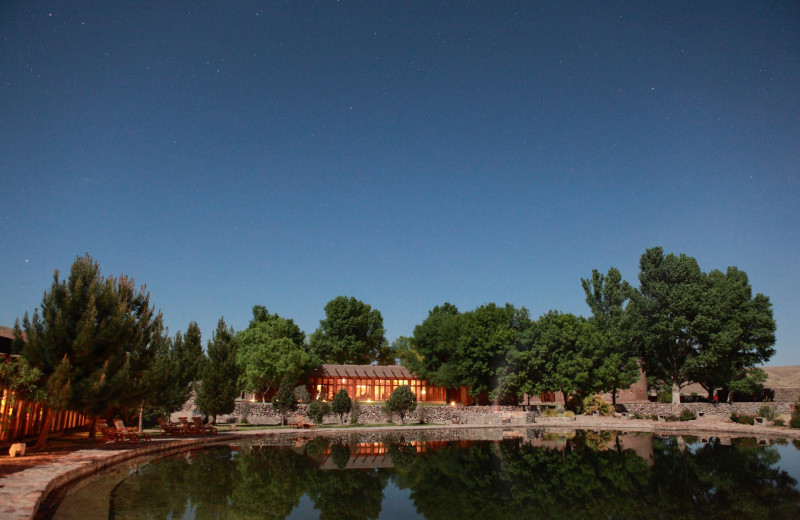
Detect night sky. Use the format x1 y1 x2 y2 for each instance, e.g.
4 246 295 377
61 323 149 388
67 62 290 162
2 2 798 364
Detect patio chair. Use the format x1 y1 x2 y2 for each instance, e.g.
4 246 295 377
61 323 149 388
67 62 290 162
178 416 203 435
157 417 185 436
98 423 121 443
192 416 217 434
113 419 152 443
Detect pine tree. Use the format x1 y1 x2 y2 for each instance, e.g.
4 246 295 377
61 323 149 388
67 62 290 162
19 253 162 448
196 318 240 424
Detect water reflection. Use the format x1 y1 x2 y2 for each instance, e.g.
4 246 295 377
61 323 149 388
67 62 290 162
53 430 800 520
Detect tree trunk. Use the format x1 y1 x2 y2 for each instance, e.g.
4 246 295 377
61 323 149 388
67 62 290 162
33 408 54 450
671 381 681 405
138 405 144 433
611 385 618 406
727 391 734 403
89 415 98 439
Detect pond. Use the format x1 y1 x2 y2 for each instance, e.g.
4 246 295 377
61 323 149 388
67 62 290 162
47 429 800 520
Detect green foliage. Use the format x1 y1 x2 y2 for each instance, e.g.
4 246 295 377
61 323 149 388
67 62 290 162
309 296 390 364
758 401 778 421
409 303 465 389
657 390 673 403
679 409 697 421
791 399 800 429
329 443 351 470
386 385 417 423
18 253 163 446
581 267 640 405
457 303 531 402
144 322 203 418
331 389 352 424
349 398 362 424
582 395 613 416
272 383 298 426
236 306 314 399
773 418 786 427
196 318 240 423
294 385 311 403
306 399 330 424
730 411 756 425
627 247 775 403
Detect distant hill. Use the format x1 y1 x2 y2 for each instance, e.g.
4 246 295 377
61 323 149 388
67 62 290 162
762 366 800 388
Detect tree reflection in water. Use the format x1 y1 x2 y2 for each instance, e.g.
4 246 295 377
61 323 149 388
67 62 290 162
92 431 800 520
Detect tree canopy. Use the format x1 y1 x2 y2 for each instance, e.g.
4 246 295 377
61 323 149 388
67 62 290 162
18 253 163 447
236 306 314 400
309 296 390 364
196 317 240 423
409 303 464 389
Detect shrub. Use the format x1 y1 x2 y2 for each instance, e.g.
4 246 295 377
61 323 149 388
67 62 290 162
632 412 646 420
758 401 778 421
307 400 330 424
331 389 352 424
679 409 697 422
791 399 800 428
657 391 673 403
272 384 298 426
294 386 311 403
730 411 756 425
350 399 362 424
582 395 613 416
773 418 786 427
386 386 417 424
555 405 566 414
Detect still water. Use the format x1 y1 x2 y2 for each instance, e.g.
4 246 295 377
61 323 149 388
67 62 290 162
49 429 800 520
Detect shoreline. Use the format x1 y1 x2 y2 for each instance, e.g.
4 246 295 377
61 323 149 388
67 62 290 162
2 416 798 520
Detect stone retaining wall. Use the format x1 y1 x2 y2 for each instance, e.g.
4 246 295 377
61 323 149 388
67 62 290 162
615 401 791 418
173 398 531 426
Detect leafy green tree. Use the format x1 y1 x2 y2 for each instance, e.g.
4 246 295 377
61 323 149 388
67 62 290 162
386 385 417 423
309 296 390 364
581 267 640 404
236 306 314 401
409 303 464 389
272 383 298 426
18 253 162 448
686 267 775 400
307 399 331 424
331 389 352 424
457 303 531 403
196 318 240 423
144 322 204 419
626 247 705 404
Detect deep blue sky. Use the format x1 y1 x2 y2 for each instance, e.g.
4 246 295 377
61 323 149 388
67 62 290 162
2 2 798 364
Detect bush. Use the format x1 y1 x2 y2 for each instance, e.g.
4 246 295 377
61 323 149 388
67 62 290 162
679 409 697 422
350 399 361 424
331 389 352 424
632 412 646 420
758 401 778 421
582 395 613 416
307 400 330 424
386 386 417 424
294 386 311 403
773 417 786 427
730 411 756 425
272 384 298 426
657 391 673 403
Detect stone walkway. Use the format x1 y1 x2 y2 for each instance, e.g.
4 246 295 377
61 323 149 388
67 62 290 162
1 417 798 520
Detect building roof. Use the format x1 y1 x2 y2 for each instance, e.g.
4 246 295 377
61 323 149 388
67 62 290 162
311 364 418 380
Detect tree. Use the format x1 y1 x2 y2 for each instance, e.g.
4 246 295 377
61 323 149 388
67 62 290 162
196 318 240 424
457 303 531 403
307 399 331 424
627 247 776 404
236 306 314 401
686 267 775 400
386 385 417 424
19 253 162 448
409 303 464 389
272 383 298 426
144 322 204 419
581 267 640 405
331 389 352 424
626 248 705 404
309 296 390 364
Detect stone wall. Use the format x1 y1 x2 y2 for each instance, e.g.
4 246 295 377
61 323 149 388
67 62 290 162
172 396 531 425
615 401 791 418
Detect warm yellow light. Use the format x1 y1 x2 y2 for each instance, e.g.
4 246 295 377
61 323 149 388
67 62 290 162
421 389 426 395
250 398 256 403
450 401 456 407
